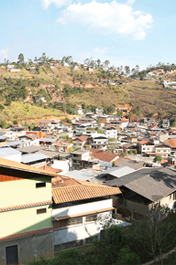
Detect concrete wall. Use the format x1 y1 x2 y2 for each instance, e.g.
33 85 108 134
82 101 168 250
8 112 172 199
0 230 53 265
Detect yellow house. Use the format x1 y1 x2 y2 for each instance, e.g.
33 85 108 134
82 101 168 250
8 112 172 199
0 158 56 265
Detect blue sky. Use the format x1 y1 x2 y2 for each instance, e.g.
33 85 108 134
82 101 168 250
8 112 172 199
0 0 176 70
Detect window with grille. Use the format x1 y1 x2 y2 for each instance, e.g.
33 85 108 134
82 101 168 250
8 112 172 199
86 214 97 222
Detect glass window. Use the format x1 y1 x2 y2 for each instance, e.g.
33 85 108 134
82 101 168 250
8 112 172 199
86 214 97 222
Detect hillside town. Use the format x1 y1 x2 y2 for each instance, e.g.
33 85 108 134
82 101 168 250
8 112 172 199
1 102 176 264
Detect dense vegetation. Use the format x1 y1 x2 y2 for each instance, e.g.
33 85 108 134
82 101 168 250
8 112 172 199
25 205 176 265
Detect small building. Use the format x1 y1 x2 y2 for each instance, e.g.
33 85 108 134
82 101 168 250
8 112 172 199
52 176 121 253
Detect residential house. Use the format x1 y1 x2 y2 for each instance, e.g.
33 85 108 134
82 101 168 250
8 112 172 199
71 149 98 170
129 116 138 123
137 140 155 154
52 176 121 252
104 127 117 139
162 119 170 129
106 167 176 216
90 148 119 168
154 144 171 158
116 104 132 114
98 115 108 126
72 136 87 149
39 120 55 133
164 139 176 156
60 122 72 132
90 133 108 150
95 108 103 115
0 129 13 140
19 134 39 146
0 158 56 265
39 138 57 147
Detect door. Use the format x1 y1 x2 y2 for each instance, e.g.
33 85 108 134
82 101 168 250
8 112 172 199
6 245 18 265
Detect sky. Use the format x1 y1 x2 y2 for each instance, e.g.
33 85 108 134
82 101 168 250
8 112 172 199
0 0 176 70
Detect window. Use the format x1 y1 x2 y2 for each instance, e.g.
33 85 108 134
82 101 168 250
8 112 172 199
67 217 82 226
36 182 46 188
37 208 46 214
86 214 97 222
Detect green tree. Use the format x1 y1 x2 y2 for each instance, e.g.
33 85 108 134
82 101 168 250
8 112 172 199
18 53 24 64
132 204 176 264
154 155 162 163
96 59 101 66
104 60 110 67
124 65 130 75
0 104 4 110
97 128 104 134
0 120 7 128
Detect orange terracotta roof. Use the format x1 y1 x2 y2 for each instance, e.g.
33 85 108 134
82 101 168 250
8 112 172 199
52 175 80 187
62 122 71 126
52 180 121 204
165 139 176 148
90 148 119 162
0 158 57 178
129 116 138 122
39 165 62 174
0 227 53 241
0 200 52 212
73 135 87 142
138 140 153 145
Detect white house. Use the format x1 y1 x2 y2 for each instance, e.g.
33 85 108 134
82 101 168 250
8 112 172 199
52 176 121 253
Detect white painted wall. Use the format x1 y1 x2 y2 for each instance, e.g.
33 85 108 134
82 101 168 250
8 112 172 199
52 199 113 218
52 159 70 173
53 211 110 246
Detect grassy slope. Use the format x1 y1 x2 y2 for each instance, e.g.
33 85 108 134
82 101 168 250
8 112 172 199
1 66 176 119
0 102 64 123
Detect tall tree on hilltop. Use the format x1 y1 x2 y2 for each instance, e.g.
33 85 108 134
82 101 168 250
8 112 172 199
124 65 130 75
18 53 24 64
104 60 110 67
96 59 101 66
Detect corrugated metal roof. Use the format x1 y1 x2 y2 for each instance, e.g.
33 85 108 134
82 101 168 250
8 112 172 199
6 141 24 147
21 152 50 163
100 166 136 178
17 145 42 153
39 138 57 142
0 147 21 157
107 167 176 203
63 170 93 181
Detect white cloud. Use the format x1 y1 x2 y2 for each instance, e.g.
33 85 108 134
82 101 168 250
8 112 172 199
41 0 71 9
0 47 10 60
92 47 107 54
57 1 153 40
127 0 135 5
